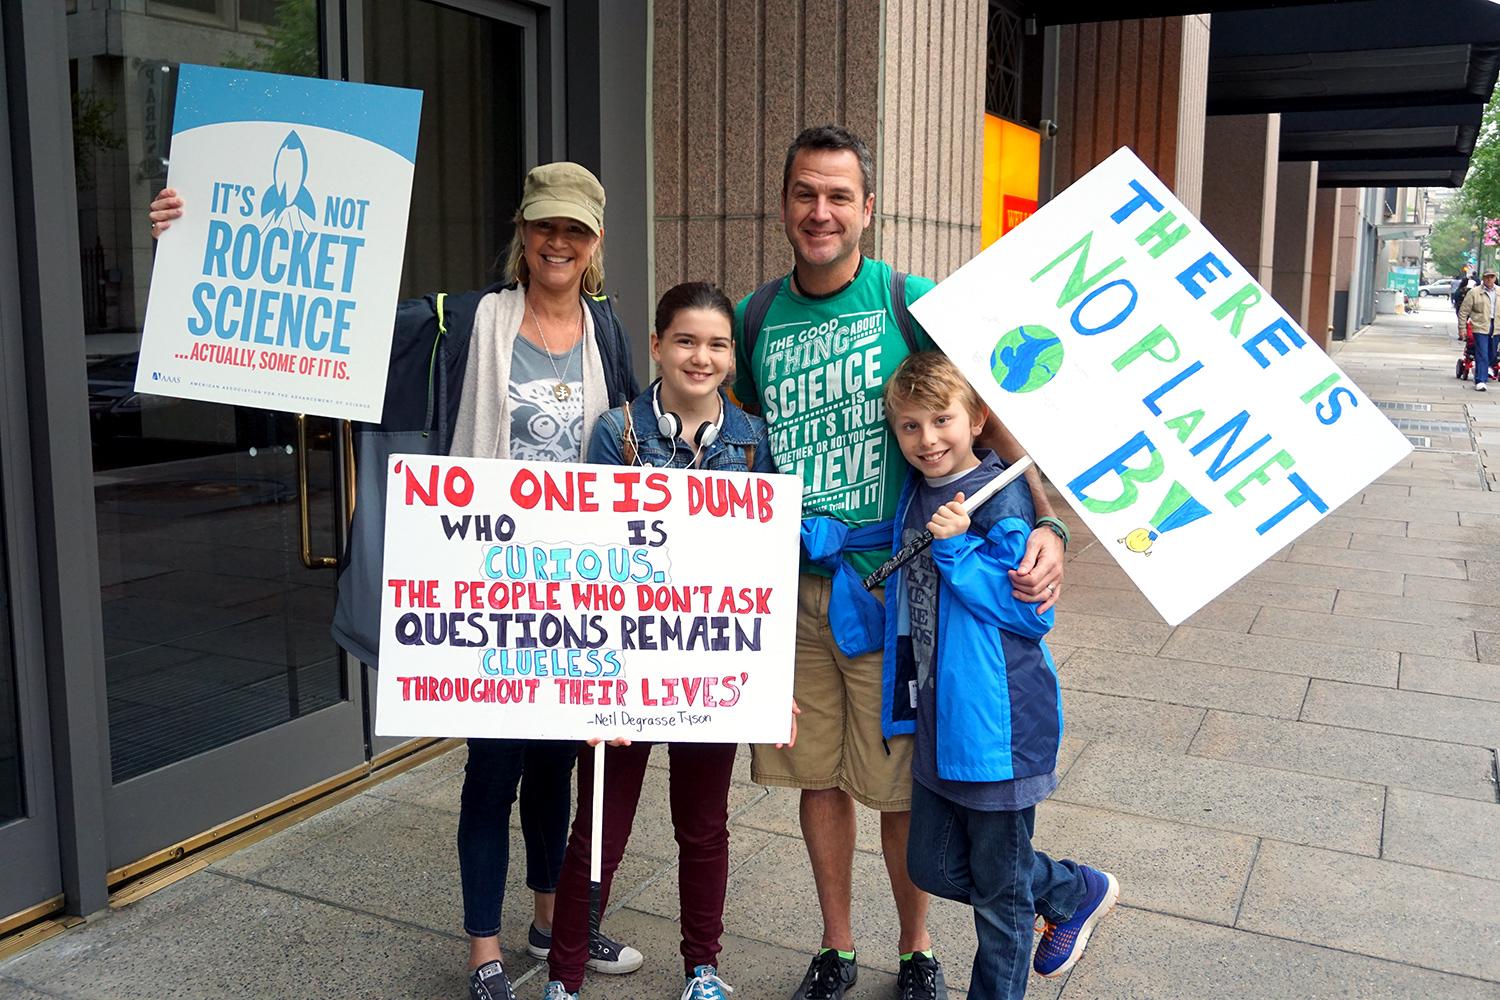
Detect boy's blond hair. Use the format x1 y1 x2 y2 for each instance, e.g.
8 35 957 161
885 350 985 420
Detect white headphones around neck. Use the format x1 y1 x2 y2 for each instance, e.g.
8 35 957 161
652 379 722 449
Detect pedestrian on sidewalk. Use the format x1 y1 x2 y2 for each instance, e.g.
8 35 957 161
1458 269 1499 391
540 282 784 1000
1453 267 1477 338
732 124 1066 1000
883 352 1119 1000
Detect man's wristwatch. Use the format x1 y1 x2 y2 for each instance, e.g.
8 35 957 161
1035 515 1069 551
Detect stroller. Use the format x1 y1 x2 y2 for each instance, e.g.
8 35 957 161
1456 320 1500 381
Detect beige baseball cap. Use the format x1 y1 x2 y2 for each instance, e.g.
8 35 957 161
520 162 605 233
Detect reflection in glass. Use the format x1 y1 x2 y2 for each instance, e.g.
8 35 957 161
69 0 343 783
363 0 525 298
0 489 22 823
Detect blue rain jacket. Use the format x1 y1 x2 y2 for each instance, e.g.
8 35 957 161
880 455 1062 782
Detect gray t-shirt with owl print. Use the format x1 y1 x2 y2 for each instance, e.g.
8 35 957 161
508 335 585 462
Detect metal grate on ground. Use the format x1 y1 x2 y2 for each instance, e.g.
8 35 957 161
1386 417 1469 434
1374 400 1433 412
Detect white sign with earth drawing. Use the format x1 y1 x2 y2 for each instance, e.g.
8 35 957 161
911 146 1411 625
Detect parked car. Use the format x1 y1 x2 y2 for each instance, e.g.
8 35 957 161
1420 279 1457 296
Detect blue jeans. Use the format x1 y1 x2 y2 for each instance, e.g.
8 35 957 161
907 781 1087 1000
457 738 579 937
1477 328 1495 384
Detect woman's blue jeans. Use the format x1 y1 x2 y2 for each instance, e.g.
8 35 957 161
907 780 1087 1000
457 737 579 938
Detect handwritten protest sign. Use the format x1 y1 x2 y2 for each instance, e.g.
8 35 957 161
375 457 803 743
913 147 1411 625
138 65 421 421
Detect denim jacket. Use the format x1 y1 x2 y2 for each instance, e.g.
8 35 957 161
587 383 775 473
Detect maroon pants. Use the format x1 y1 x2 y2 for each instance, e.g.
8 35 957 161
549 741 737 990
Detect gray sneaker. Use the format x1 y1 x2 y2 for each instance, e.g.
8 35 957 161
583 927 643 974
469 961 517 1000
525 923 643 974
541 982 577 1000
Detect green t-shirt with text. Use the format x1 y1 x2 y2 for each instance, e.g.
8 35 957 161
733 258 936 577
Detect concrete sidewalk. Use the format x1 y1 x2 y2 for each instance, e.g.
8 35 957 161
4 298 1498 1000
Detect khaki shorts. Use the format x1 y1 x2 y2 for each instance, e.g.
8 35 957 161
751 573 913 811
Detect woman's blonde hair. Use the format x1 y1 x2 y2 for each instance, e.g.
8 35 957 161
504 211 606 295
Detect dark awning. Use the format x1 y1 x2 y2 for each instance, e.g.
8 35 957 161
1014 2 1341 26
1004 0 1500 187
1279 105 1483 162
1205 0 1500 186
1314 156 1472 188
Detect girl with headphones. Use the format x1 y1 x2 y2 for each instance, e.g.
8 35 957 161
542 283 776 1000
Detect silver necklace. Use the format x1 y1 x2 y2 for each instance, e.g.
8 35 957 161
527 304 581 401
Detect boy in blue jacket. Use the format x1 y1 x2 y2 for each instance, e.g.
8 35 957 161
883 353 1118 1000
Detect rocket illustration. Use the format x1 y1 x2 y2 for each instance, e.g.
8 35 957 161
260 131 316 227
1118 481 1210 556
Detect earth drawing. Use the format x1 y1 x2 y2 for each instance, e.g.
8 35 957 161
990 324 1063 393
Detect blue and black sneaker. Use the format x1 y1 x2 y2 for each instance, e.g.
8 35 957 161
681 964 734 1000
1033 866 1119 978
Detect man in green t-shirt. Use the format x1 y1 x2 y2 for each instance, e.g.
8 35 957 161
734 125 1065 1000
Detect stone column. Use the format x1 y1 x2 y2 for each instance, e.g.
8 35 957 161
1051 14 1210 212
1332 187 1363 340
877 0 986 281
652 0 986 305
1306 187 1341 350
1272 161 1319 330
1200 114 1280 288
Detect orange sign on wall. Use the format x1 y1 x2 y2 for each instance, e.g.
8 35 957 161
982 115 1040 248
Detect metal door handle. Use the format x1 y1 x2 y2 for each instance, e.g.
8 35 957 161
296 413 338 569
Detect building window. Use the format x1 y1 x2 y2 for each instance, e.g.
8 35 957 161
239 0 279 27
986 2 1023 121
152 0 223 15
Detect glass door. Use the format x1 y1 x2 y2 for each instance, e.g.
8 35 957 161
0 16 62 915
67 0 366 870
354 0 529 755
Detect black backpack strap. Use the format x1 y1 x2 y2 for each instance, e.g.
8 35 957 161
585 293 641 403
419 292 446 439
889 270 920 355
741 274 788 364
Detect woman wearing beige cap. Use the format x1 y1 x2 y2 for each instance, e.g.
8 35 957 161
148 163 643 1000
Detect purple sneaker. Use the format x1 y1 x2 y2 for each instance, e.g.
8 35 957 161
1033 866 1119 978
